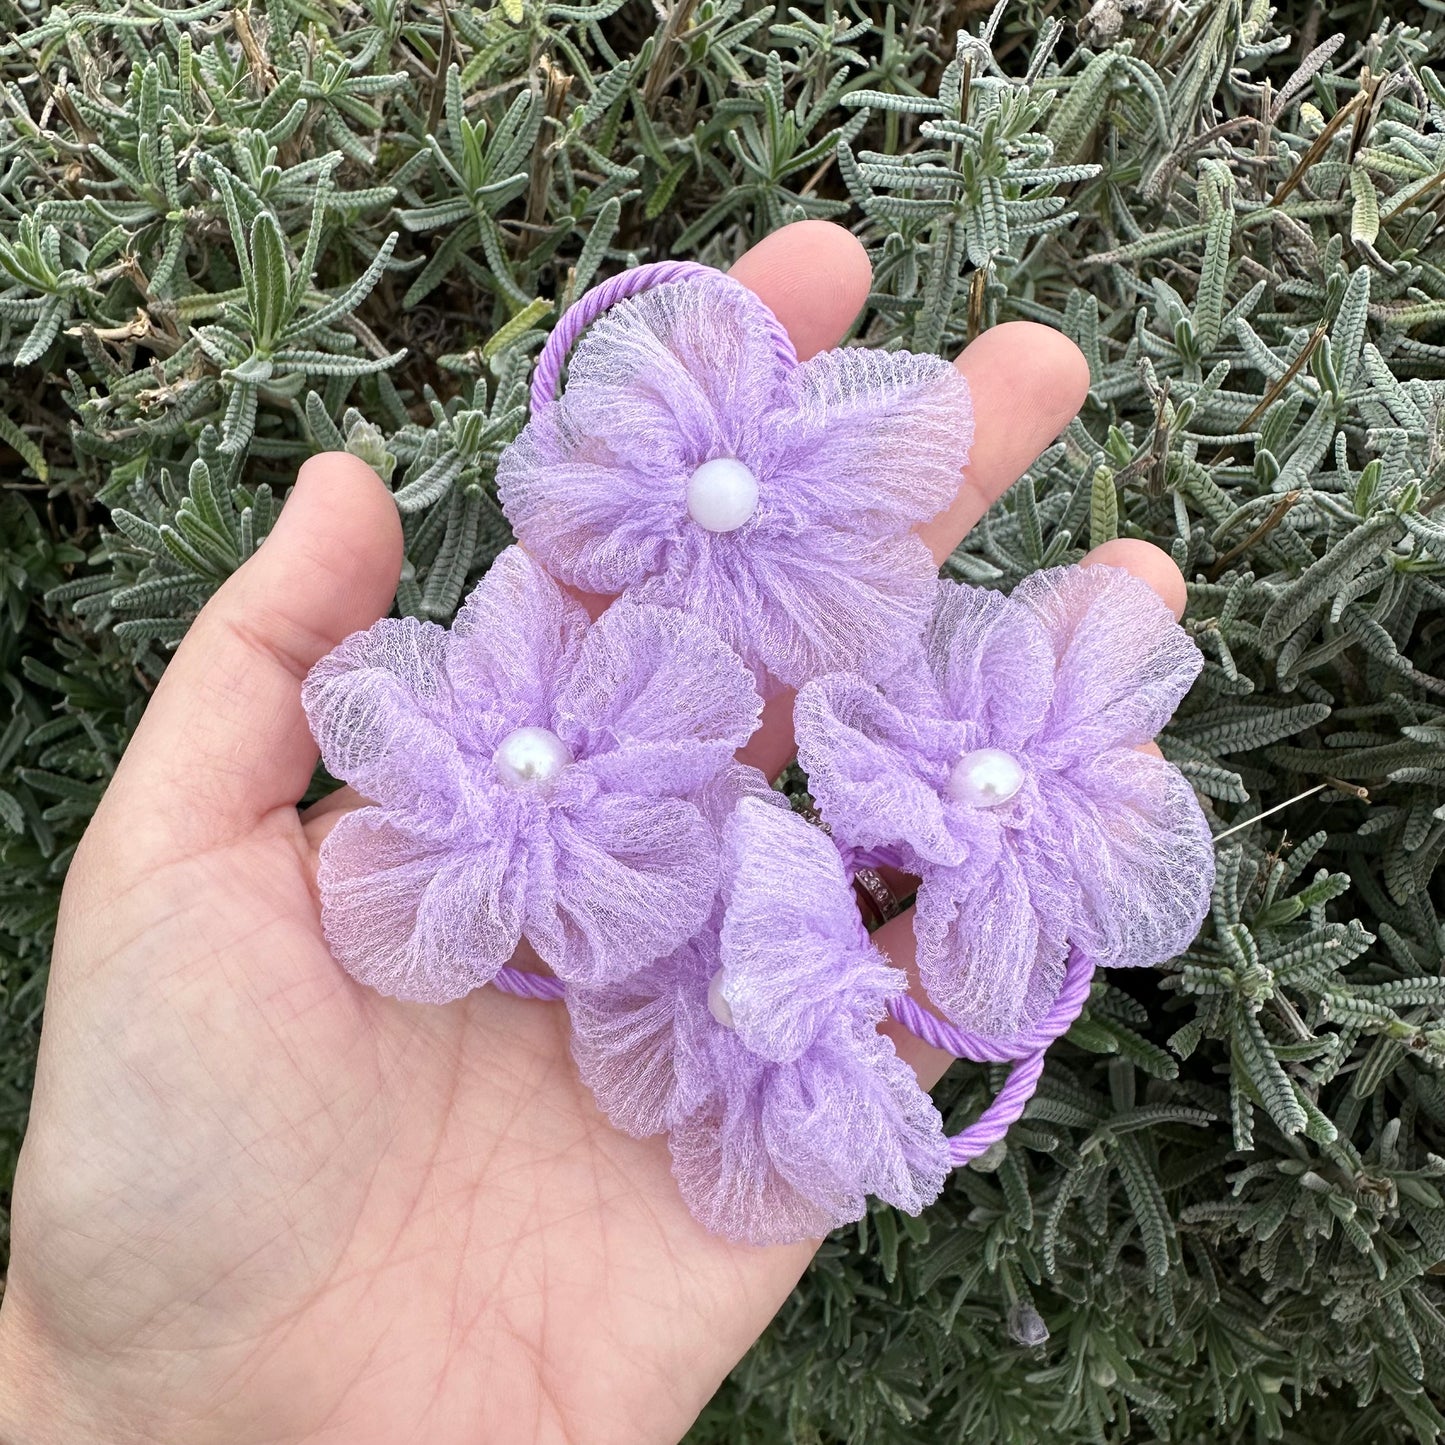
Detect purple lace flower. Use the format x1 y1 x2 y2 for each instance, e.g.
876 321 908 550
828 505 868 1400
796 564 1214 1040
567 796 950 1245
496 271 973 689
303 546 762 1000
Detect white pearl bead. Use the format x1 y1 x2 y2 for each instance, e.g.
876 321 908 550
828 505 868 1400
493 726 572 789
686 457 759 532
706 970 735 1028
947 747 1025 808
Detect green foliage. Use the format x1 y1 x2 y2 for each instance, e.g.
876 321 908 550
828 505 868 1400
5 0 1445 1439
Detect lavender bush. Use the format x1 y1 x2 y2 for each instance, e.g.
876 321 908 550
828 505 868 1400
4 2 1445 1439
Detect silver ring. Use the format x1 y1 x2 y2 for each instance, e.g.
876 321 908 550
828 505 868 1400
853 866 904 929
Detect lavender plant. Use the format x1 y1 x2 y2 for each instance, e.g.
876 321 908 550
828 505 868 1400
3 0 1445 1439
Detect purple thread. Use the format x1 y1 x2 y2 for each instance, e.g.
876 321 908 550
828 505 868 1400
529 260 799 414
494 966 566 1001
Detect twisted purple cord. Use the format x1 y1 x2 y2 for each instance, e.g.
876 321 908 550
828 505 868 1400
493 966 565 1001
886 950 1095 1166
490 950 1093 1169
945 1050 1049 1166
886 948 1095 1064
529 260 799 414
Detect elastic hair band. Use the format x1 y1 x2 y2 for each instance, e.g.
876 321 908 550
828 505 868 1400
492 952 1094 1171
530 260 800 414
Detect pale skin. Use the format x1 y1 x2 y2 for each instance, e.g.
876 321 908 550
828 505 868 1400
0 222 1187 1445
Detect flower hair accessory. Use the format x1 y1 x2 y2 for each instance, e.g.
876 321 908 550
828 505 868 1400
303 544 761 997
796 564 1216 1040
568 798 951 1245
498 261 973 689
304 262 1215 1246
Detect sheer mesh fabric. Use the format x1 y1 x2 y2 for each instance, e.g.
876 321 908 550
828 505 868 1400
303 546 762 997
796 565 1214 1040
498 272 973 688
567 800 949 1243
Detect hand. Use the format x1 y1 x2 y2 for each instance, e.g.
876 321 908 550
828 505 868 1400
0 221 1181 1445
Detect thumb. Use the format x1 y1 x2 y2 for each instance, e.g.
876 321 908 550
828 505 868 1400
99 453 404 859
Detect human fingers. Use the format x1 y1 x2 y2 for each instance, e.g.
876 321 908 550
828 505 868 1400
916 322 1091 563
727 218 873 362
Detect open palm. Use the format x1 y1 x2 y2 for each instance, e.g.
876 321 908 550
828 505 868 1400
0 223 1180 1445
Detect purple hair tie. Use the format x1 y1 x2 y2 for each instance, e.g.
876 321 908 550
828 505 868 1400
492 950 1096 1173
499 258 973 692
530 261 798 414
304 260 1214 1245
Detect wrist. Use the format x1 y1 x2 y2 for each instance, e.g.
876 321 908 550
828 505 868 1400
0 1295 152 1445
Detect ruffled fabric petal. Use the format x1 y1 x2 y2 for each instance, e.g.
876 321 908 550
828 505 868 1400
529 793 718 984
758 348 970 534
924 581 1054 749
913 847 1072 1038
302 616 467 822
629 525 941 690
692 761 789 838
567 926 732 1138
318 809 523 1003
567 952 696 1138
556 601 761 797
671 1026 949 1246
1042 747 1215 970
669 1087 835 1246
622 525 765 677
447 546 590 739
795 672 967 867
717 799 901 1063
739 526 943 687
497 277 793 594
1011 564 1203 760
763 1028 950 1220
